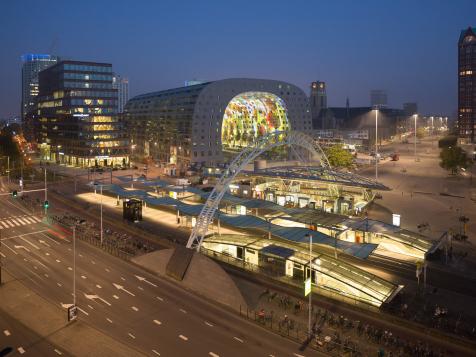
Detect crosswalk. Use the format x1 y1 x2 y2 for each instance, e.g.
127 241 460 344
0 215 42 229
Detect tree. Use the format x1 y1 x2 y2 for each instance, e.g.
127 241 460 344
416 127 425 139
439 146 470 174
324 144 354 168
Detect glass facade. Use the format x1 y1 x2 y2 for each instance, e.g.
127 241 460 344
458 27 476 142
36 61 129 167
221 92 289 151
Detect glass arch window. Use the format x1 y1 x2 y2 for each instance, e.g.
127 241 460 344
221 91 289 150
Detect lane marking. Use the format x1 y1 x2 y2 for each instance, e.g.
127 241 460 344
156 296 163 301
106 318 113 323
105 268 110 272
138 286 144 291
10 219 20 227
153 319 162 325
6 220 15 228
45 252 50 256
20 236 39 249
68 267 73 271
209 353 219 357
179 335 188 341
96 284 102 289
179 308 187 314
32 216 42 223
3 330 10 336
293 354 305 357
54 349 62 355
205 321 213 327
88 305 94 310
56 259 61 263
120 276 125 281
57 282 62 287
128 333 136 339
113 295 119 299
81 275 87 279
0 252 5 258
44 274 49 278
233 337 244 343
132 306 139 312
17 347 25 354
77 307 89 316
152 350 160 356
3 243 20 255
0 221 8 228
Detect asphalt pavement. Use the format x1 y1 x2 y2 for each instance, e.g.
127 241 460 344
0 193 323 357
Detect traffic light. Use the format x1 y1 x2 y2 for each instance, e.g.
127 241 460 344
43 200 49 209
11 190 17 198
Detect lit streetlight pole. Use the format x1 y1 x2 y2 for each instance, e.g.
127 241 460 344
374 108 379 180
73 225 76 306
100 184 103 245
414 114 418 161
306 233 312 337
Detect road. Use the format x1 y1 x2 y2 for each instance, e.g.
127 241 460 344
0 195 323 357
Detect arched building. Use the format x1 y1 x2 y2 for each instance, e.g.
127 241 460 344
123 78 312 169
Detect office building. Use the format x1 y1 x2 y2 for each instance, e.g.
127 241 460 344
458 27 476 142
403 102 418 116
21 54 59 141
123 78 311 169
37 60 129 167
112 74 129 113
370 89 387 108
310 81 327 129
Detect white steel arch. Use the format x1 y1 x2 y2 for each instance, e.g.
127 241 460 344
187 130 330 251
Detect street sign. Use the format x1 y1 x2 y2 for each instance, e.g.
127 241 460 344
392 214 401 227
304 277 312 297
68 305 78 322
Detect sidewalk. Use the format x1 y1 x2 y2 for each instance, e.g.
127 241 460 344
0 270 144 357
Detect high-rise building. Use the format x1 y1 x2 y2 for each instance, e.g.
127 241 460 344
403 102 418 116
458 27 476 142
310 81 327 129
37 60 129 167
21 54 59 120
112 74 129 113
370 89 387 108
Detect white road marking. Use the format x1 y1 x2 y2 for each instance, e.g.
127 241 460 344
128 333 136 339
134 275 157 287
16 217 29 225
45 252 50 256
138 286 144 291
84 293 112 306
32 216 42 223
132 306 139 312
105 268 110 272
179 335 188 341
2 243 17 255
0 221 9 228
68 267 73 271
233 337 244 343
209 353 219 357
205 321 214 327
88 305 94 310
54 349 62 355
10 219 20 227
120 276 125 281
14 245 30 252
96 284 102 289
0 252 5 258
3 330 10 336
33 266 38 270
152 350 160 356
77 307 89 316
44 274 49 278
91 260 95 264
57 282 62 287
56 259 61 263
106 318 113 323
6 220 15 227
293 354 305 357
113 295 119 299
179 308 187 314
40 232 60 245
156 296 164 301
113 283 135 296
81 275 87 279
38 239 50 247
20 236 39 249
153 319 162 325
17 347 25 354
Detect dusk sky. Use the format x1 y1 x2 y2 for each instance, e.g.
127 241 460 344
1 0 475 119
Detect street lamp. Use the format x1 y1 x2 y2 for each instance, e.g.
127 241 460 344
305 233 313 337
413 114 418 161
373 108 379 180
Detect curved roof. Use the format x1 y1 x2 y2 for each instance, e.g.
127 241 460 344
241 165 389 191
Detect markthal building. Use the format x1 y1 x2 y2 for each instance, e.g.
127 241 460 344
123 78 312 168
